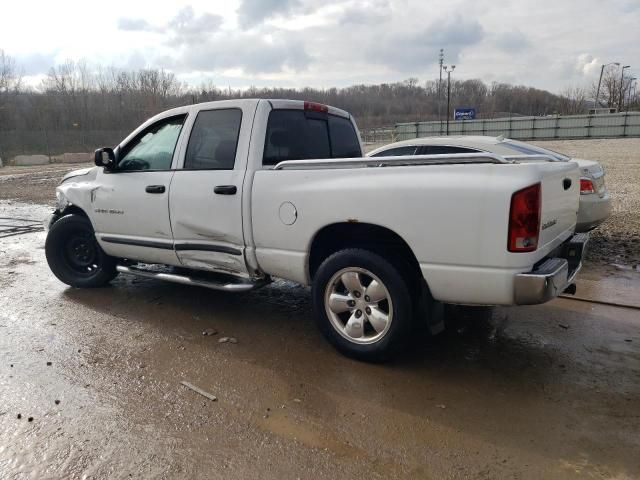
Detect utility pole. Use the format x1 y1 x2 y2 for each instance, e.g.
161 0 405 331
443 65 455 135
438 49 444 135
595 62 619 108
619 65 630 111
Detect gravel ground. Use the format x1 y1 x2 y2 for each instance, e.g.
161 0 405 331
531 139 640 267
0 162 93 205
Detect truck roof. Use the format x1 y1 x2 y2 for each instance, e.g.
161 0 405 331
155 98 351 121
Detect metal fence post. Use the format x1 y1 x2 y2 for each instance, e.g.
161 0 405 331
623 112 629 137
554 115 560 138
415 122 419 138
531 117 536 140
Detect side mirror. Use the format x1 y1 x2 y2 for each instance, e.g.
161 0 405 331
94 147 116 169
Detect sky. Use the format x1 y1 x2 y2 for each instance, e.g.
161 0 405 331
1 0 638 93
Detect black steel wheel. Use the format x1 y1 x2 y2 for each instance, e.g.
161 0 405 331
45 214 118 288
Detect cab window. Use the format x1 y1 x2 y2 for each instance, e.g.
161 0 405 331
184 109 243 170
263 110 362 166
118 115 186 171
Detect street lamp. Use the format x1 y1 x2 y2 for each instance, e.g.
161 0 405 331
443 64 455 135
438 49 444 135
619 65 631 111
595 62 619 108
626 77 637 111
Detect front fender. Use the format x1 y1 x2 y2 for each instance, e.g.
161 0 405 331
54 167 101 229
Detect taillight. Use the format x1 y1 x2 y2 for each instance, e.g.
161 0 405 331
304 101 329 113
580 178 595 195
508 183 541 252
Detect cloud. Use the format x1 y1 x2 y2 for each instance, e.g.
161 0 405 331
493 30 531 53
117 7 222 43
366 15 484 72
6 0 639 92
167 6 223 44
339 0 391 25
14 52 60 75
177 31 312 74
236 0 302 28
116 18 158 32
576 53 600 76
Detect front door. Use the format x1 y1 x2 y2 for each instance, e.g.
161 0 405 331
93 114 186 265
169 107 249 275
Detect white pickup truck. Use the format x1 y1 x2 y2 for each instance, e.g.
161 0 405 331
45 99 587 360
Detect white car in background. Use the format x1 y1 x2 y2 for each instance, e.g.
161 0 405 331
368 136 611 232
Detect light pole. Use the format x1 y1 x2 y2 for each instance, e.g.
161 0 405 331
595 62 619 108
443 65 455 135
626 77 637 111
438 49 444 135
619 65 630 111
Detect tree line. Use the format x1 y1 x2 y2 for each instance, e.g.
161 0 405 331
0 51 637 159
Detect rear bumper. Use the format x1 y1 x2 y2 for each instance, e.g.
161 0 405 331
514 233 588 305
576 191 611 232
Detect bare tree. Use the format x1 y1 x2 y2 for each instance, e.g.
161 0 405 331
0 49 22 94
559 86 587 114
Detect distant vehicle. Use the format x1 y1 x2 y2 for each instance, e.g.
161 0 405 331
45 101 585 361
368 136 611 232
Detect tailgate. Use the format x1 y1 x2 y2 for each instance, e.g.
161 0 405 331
538 162 580 249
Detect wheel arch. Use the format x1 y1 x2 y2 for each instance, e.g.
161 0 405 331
51 204 91 228
308 222 422 286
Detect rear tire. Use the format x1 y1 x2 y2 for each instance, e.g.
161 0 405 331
312 248 413 361
45 214 118 288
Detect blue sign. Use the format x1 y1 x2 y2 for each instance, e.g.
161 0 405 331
454 108 476 120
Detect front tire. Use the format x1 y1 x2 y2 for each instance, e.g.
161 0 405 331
45 214 118 288
312 248 413 361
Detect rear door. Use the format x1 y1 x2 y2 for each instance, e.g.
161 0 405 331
169 106 252 275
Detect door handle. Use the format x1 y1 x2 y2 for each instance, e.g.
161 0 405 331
145 185 166 194
214 185 237 195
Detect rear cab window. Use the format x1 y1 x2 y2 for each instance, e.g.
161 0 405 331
263 109 362 166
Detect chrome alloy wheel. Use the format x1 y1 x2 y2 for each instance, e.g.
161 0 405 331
324 267 393 344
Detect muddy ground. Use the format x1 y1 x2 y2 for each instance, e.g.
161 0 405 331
1 139 640 479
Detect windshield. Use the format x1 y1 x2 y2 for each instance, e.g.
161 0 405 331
500 141 570 161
